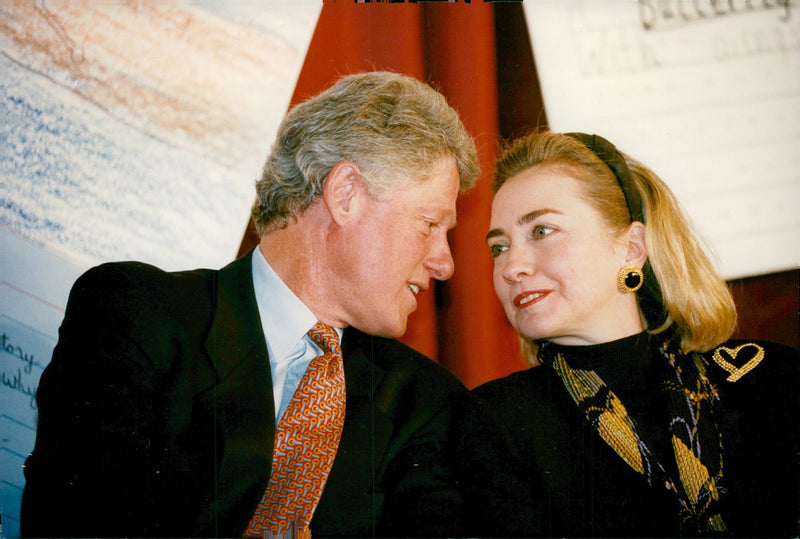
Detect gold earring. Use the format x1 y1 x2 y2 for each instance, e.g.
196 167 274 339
617 265 643 293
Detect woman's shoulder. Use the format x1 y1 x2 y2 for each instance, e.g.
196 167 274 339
701 338 798 387
701 339 799 424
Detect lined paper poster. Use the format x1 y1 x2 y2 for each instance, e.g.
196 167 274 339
0 2 320 535
523 0 799 279
0 230 84 539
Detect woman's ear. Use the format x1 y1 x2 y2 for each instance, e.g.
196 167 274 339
625 221 648 267
323 161 364 226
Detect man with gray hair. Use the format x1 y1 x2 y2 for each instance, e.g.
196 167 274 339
21 71 481 537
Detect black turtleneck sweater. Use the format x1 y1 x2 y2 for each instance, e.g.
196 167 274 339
472 333 799 538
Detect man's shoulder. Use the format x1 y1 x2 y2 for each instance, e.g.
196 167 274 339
72 261 216 306
77 260 215 289
343 328 467 392
65 261 219 331
472 365 547 403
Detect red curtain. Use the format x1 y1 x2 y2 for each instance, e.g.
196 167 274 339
420 5 524 387
240 2 525 389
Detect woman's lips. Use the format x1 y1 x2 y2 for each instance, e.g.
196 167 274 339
513 290 549 309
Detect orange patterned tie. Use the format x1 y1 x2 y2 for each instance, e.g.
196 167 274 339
245 322 346 538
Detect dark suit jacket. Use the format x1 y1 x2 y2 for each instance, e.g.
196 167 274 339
472 337 800 538
20 251 471 537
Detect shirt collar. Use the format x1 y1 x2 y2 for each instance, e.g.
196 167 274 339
251 246 318 364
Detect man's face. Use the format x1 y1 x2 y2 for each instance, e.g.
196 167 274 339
337 157 460 338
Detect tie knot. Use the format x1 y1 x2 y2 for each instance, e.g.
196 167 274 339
308 322 341 356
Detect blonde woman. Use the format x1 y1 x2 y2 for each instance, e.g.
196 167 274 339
475 130 799 537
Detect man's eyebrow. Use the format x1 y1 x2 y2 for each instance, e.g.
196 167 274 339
485 208 562 242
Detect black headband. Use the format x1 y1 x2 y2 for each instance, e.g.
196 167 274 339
565 132 644 223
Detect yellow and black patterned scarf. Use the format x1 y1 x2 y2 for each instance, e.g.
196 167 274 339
538 334 727 534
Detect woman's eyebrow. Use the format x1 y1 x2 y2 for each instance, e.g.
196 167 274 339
485 227 505 242
518 208 561 226
486 208 562 242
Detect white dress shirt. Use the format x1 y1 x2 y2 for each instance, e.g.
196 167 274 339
251 246 343 421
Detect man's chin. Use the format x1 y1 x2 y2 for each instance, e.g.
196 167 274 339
355 318 408 340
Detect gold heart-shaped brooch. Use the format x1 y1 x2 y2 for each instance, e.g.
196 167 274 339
711 343 765 383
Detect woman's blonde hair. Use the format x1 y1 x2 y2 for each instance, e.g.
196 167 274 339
494 130 737 360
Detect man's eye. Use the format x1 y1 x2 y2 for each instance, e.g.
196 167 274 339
420 219 438 235
489 244 507 258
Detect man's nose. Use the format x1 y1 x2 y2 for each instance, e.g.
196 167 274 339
425 236 455 281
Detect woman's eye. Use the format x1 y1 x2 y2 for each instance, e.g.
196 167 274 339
532 225 553 238
489 243 507 258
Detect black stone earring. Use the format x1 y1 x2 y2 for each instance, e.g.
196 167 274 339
617 265 643 293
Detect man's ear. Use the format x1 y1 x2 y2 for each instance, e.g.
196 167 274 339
625 221 648 267
323 161 364 226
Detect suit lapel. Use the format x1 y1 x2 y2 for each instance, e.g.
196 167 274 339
312 329 395 530
195 250 276 535
341 327 385 399
204 250 267 381
194 261 409 534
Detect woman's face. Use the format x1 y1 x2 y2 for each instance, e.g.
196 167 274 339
486 166 644 346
